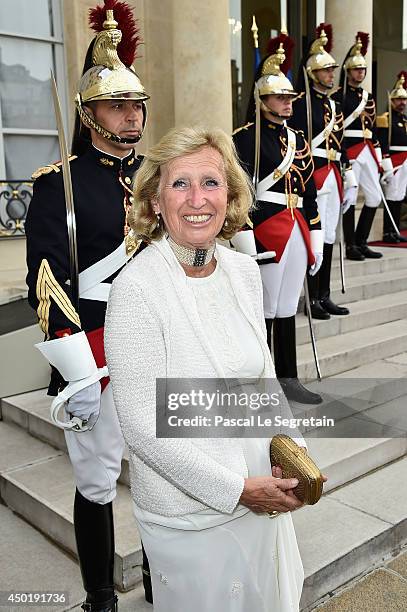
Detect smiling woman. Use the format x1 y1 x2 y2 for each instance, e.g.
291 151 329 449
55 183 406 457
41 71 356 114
130 126 252 253
104 126 307 612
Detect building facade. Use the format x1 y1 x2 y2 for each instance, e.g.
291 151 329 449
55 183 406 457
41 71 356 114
0 0 406 243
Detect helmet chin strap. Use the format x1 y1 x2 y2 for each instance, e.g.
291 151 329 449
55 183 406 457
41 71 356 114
314 77 335 90
347 70 366 87
260 100 292 119
77 101 148 145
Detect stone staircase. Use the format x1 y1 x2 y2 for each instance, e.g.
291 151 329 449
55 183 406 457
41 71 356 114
1 245 407 609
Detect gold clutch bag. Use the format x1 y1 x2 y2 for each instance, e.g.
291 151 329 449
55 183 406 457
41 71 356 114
270 434 323 505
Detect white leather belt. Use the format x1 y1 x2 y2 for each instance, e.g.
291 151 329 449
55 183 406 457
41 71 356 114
390 146 407 151
80 283 111 302
312 147 341 162
258 191 303 208
78 238 130 303
344 129 364 138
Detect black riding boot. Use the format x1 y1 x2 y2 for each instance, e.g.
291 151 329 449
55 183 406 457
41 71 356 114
273 316 322 404
319 243 349 315
75 490 117 611
305 272 330 320
343 206 365 260
355 205 383 258
383 200 407 242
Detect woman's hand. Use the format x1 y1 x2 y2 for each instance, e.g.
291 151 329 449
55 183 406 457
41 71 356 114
271 464 328 504
239 475 304 514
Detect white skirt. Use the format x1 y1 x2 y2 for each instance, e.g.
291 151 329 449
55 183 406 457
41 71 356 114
135 439 304 612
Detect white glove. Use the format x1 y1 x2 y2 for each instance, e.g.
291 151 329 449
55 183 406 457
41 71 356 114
309 229 323 276
67 381 101 430
342 186 358 214
381 172 393 186
375 146 383 164
309 252 323 276
380 157 394 184
230 229 276 262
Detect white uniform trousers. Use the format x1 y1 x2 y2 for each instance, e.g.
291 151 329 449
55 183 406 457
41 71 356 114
316 168 341 245
260 222 308 319
350 145 382 208
384 158 407 201
64 383 125 504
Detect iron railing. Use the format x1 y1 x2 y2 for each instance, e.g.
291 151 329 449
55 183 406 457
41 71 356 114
0 180 33 237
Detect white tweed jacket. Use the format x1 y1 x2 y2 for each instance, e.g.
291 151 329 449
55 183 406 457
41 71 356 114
105 237 296 517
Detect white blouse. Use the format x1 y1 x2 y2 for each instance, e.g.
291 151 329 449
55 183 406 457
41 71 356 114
186 262 265 378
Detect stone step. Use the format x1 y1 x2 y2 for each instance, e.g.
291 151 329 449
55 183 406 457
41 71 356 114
297 319 407 380
3 370 407 512
291 354 407 427
0 325 50 398
0 389 131 487
330 246 407 281
1 416 406 610
294 358 407 493
296 456 407 610
320 266 407 306
0 421 141 591
296 290 407 346
1 503 84 610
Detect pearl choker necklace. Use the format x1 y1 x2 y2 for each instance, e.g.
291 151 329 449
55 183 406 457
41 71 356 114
167 236 216 267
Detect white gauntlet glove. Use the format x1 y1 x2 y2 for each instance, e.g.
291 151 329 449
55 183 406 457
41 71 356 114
380 157 394 185
342 187 358 214
35 331 108 432
230 229 276 262
375 146 383 165
309 253 323 276
67 381 101 430
309 229 323 276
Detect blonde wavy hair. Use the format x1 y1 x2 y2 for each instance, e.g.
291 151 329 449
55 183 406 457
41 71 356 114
129 126 254 242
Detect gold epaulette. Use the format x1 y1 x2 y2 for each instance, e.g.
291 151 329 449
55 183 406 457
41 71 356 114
376 112 389 129
31 155 78 180
232 122 254 136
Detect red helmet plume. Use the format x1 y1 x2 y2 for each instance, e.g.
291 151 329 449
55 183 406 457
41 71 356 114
267 32 295 75
89 0 141 67
315 23 334 53
356 31 369 56
397 70 407 81
316 23 333 53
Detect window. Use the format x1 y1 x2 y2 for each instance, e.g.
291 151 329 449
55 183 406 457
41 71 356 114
0 0 68 181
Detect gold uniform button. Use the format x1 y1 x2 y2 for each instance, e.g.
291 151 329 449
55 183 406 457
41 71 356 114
398 122 403 127
125 176 131 185
333 124 339 131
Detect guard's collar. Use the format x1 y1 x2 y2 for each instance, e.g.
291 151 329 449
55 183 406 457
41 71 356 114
90 145 137 171
261 115 285 131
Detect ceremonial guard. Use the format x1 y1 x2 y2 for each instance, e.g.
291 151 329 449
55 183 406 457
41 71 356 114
333 32 391 260
290 24 353 320
25 2 151 610
377 72 407 243
233 36 323 404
